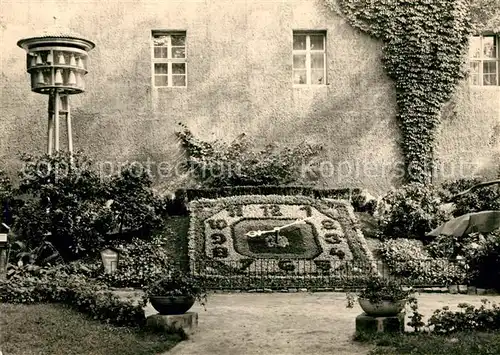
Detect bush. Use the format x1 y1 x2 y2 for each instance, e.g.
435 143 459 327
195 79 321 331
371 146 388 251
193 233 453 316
0 264 146 327
466 231 500 290
176 124 323 187
377 183 451 240
14 152 112 260
379 239 467 285
97 236 171 288
440 177 500 216
105 164 167 237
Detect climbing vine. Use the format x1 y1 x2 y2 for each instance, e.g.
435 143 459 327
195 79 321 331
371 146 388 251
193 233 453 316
327 0 473 183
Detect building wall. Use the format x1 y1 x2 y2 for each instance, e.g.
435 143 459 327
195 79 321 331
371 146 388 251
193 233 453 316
0 0 499 195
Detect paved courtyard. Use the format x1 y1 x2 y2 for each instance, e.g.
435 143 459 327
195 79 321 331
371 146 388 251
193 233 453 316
141 292 500 355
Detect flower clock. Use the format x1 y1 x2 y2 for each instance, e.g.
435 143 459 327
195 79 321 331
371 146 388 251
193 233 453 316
188 195 376 280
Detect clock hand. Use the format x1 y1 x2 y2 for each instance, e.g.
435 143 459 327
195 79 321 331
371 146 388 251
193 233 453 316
245 217 312 237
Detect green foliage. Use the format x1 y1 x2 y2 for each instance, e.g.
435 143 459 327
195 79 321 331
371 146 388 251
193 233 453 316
0 264 146 327
379 238 467 285
98 236 171 288
14 152 112 260
330 0 473 183
176 123 322 187
377 183 451 240
440 177 500 216
105 164 167 236
429 299 500 334
143 269 208 307
346 275 413 306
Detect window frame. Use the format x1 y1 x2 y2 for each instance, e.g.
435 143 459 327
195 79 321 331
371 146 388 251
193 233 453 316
151 30 187 88
469 34 499 87
292 31 327 87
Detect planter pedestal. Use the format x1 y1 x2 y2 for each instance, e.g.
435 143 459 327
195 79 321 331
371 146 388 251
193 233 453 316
146 312 198 335
356 312 405 334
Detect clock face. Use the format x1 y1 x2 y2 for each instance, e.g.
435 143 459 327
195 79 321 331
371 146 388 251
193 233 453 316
197 200 358 273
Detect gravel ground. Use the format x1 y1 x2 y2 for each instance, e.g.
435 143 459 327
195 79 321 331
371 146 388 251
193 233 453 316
142 292 500 355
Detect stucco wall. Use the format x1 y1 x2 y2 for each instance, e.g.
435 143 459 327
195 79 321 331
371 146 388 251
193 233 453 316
0 0 498 195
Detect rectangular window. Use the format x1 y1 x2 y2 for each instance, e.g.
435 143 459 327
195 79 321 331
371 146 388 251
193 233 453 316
292 31 326 85
469 35 498 86
152 31 187 87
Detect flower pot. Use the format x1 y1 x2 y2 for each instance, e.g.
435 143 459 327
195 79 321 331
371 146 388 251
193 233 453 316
149 295 195 315
358 298 407 317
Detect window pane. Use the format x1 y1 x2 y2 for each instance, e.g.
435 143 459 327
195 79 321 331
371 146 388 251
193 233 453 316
483 61 497 74
483 36 497 59
293 35 306 50
154 47 168 58
310 35 324 50
311 53 324 69
171 35 186 46
172 75 186 86
311 70 325 85
483 74 497 86
172 47 186 58
469 37 481 58
470 73 480 85
154 75 168 86
153 35 168 46
293 55 306 69
172 63 186 74
293 70 307 84
154 63 168 74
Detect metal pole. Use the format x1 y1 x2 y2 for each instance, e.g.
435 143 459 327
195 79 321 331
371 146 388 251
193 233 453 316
66 96 74 163
54 91 60 152
47 94 54 155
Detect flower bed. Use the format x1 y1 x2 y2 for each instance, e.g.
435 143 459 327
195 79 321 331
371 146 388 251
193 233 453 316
188 195 376 286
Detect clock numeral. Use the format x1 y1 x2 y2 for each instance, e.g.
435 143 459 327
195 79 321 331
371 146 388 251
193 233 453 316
314 260 331 272
324 233 342 244
210 233 227 245
278 260 295 272
321 219 339 230
330 248 346 260
227 205 243 217
212 246 228 258
299 205 312 217
260 204 283 217
208 219 228 230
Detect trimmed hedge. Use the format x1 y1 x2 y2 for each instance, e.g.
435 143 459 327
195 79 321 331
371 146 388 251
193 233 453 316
0 266 146 328
170 186 374 215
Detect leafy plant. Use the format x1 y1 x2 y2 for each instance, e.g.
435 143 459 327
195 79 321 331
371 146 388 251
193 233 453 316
14 151 112 260
105 164 167 237
176 123 322 187
346 275 413 307
377 183 451 240
143 269 208 308
329 0 472 183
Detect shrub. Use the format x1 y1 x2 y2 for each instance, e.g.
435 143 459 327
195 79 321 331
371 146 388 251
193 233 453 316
466 231 500 290
379 239 467 285
14 152 112 260
428 300 500 334
97 236 171 288
377 183 451 240
176 123 323 187
105 164 167 237
0 264 146 327
440 177 500 216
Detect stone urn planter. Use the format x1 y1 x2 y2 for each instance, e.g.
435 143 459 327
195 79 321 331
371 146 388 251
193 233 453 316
149 295 195 315
358 298 407 317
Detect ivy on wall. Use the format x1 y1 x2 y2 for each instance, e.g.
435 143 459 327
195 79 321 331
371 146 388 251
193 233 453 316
327 0 473 183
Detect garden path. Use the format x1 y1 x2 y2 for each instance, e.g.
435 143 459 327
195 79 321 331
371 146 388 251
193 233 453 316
145 292 500 355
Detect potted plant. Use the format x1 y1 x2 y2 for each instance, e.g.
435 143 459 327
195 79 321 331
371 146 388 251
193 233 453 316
346 275 413 317
143 269 207 315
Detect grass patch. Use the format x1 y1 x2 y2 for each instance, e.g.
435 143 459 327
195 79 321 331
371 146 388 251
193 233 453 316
355 331 500 355
0 303 182 355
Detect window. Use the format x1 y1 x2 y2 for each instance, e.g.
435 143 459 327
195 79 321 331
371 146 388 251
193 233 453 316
292 32 326 85
152 31 186 87
469 35 498 86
